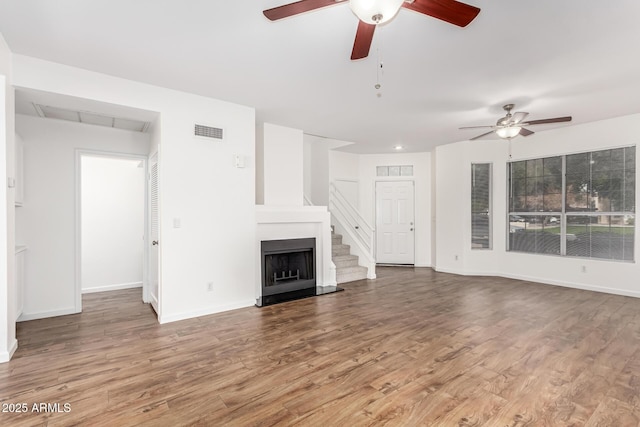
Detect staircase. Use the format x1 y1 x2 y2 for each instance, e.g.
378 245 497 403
332 230 368 284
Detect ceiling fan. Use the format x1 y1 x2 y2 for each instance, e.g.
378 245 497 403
459 104 573 140
263 0 481 60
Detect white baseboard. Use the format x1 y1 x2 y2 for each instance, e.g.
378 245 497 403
319 280 338 287
500 272 640 299
82 282 143 294
433 267 640 299
18 307 79 322
0 339 18 363
158 299 255 324
150 292 159 315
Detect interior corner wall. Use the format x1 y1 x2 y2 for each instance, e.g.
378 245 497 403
0 32 16 362
329 150 360 182
303 137 311 203
430 151 437 267
255 122 264 204
328 150 360 209
434 113 640 298
262 123 303 206
12 55 257 324
434 142 465 273
81 156 145 293
149 116 161 156
303 134 330 207
16 115 150 319
357 152 432 267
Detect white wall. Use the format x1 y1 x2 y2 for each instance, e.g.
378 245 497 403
435 114 640 297
255 123 264 205
81 155 145 293
262 123 303 206
302 134 330 206
434 142 469 273
0 33 16 362
15 115 150 319
329 150 360 209
12 55 257 324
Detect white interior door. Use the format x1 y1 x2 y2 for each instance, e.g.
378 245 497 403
148 153 160 314
376 181 415 264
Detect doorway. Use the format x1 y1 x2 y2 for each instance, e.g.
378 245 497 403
76 151 148 312
375 180 415 264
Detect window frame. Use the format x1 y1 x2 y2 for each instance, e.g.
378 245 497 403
471 162 492 250
507 145 635 262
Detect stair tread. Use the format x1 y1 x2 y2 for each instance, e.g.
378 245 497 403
330 226 369 284
336 268 368 284
333 254 358 261
336 265 368 274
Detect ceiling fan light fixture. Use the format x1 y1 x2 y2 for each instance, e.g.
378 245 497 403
349 0 405 25
496 126 521 139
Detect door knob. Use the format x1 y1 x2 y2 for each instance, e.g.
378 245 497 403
152 240 159 246
410 228 414 231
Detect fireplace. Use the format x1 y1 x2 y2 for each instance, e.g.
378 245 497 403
261 238 316 298
255 212 344 307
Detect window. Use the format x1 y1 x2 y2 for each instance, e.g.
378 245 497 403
472 163 491 249
508 146 635 261
376 165 413 177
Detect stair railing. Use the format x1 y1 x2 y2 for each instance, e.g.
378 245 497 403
329 182 376 269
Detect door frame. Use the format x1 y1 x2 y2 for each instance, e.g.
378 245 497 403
147 151 160 316
74 149 149 313
374 179 416 265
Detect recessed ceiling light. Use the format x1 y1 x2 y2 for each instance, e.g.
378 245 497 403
394 145 404 150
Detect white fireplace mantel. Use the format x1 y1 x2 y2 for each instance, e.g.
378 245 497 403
256 205 337 299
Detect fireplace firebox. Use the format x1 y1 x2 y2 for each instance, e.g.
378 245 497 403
261 238 316 297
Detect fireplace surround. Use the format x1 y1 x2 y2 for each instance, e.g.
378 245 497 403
257 237 342 306
255 205 343 307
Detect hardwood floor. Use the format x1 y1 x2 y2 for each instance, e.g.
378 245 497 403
2 267 640 426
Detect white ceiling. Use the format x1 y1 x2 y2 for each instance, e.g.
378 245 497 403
1 0 639 153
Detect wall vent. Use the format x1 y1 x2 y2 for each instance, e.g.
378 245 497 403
194 124 224 140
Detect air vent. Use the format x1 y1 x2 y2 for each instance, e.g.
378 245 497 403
33 104 151 132
194 124 224 140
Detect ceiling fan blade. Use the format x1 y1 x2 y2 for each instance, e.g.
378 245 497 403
511 112 529 124
522 116 572 126
402 0 481 27
263 0 343 21
519 127 534 136
459 125 494 130
470 131 495 141
351 21 376 60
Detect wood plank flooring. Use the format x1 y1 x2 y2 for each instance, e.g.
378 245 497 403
2 267 640 426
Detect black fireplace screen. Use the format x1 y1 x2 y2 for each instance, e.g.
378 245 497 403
264 250 313 287
261 238 316 296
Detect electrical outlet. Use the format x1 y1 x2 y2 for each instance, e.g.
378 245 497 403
454 255 459 261
581 265 587 273
207 282 214 292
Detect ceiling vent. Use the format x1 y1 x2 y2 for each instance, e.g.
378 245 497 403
33 104 151 132
194 124 224 140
